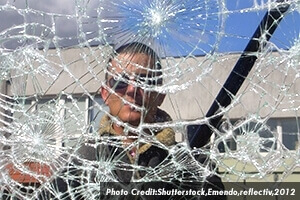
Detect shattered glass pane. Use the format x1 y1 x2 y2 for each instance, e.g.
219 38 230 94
0 0 300 199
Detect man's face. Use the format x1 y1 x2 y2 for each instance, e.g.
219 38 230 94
101 52 164 126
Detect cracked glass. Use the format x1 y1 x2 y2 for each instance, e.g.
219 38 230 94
0 0 299 199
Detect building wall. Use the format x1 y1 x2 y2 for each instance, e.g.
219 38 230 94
5 47 300 120
2 47 300 181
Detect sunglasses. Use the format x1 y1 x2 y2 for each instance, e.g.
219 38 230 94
108 74 162 90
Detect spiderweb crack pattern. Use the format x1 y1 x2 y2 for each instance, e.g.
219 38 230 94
0 0 300 199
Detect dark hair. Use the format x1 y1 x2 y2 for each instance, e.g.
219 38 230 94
115 42 160 63
106 42 162 81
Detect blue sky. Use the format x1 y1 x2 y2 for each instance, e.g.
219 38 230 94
219 0 300 53
0 0 299 55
